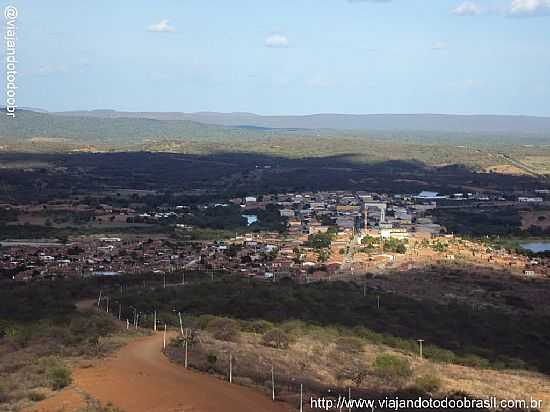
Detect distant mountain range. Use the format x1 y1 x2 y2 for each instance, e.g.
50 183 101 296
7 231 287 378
47 109 550 135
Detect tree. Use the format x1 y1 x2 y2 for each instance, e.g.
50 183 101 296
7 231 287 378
262 329 290 349
206 318 240 342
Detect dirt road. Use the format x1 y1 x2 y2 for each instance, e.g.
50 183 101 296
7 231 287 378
29 331 292 412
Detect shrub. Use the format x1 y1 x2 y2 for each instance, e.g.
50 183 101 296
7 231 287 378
206 353 218 373
195 314 217 330
459 354 491 369
280 320 308 336
48 365 72 390
241 320 274 334
262 329 290 349
335 337 364 354
424 345 456 363
207 318 240 342
0 384 9 403
373 354 412 383
413 374 441 394
28 391 47 401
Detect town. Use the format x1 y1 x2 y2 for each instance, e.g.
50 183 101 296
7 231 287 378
2 188 549 284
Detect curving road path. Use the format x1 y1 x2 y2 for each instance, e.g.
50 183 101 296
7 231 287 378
28 331 292 412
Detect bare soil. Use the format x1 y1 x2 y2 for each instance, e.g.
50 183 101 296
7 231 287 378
26 331 291 412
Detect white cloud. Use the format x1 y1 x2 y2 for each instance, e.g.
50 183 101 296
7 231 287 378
432 41 448 50
147 19 176 33
452 1 483 15
265 33 289 48
507 0 550 16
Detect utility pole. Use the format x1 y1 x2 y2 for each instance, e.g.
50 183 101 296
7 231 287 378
271 364 275 401
184 328 189 368
154 311 157 332
163 323 167 350
229 352 233 383
417 339 424 360
178 312 184 336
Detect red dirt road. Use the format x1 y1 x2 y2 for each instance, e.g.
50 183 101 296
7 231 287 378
28 332 293 412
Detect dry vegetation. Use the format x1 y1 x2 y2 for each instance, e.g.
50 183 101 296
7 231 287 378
168 319 550 411
0 310 137 412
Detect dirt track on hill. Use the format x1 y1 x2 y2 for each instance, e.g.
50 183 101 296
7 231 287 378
28 331 292 412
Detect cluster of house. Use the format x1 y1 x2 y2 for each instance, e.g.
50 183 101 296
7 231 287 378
1 189 549 282
0 237 198 281
261 190 444 238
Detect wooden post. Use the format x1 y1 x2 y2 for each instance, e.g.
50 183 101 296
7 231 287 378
178 312 184 336
229 352 232 383
417 339 424 360
126 319 129 330
184 328 188 368
271 364 275 401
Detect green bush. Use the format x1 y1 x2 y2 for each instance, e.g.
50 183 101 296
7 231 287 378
459 354 491 369
373 354 412 383
195 314 217 330
240 319 274 334
413 374 441 393
424 345 456 363
48 365 72 390
280 320 308 336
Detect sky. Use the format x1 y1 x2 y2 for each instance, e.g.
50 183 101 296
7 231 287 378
3 0 550 115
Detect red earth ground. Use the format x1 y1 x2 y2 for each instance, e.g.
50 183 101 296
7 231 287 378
26 331 292 412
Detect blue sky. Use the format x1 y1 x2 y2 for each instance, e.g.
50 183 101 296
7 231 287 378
4 0 550 115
